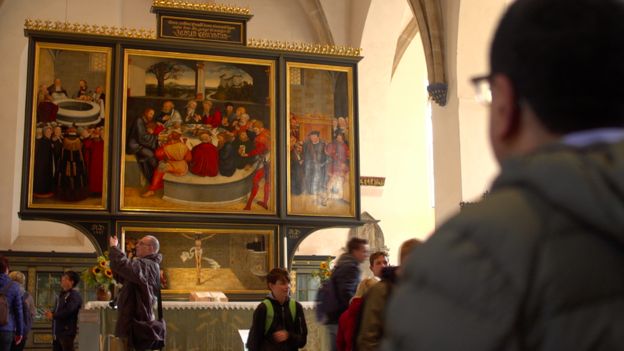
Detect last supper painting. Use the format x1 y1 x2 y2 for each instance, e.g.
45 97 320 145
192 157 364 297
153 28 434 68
121 49 275 214
27 43 111 210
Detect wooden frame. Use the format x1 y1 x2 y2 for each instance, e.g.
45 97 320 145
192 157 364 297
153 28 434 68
286 62 356 217
119 223 277 296
27 42 112 210
120 49 276 214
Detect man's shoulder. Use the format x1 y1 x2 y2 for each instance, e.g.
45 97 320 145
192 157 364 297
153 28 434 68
139 253 162 265
417 188 545 279
366 280 389 299
445 187 544 237
334 255 358 271
69 289 83 301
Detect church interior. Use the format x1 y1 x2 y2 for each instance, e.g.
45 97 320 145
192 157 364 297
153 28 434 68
0 0 514 349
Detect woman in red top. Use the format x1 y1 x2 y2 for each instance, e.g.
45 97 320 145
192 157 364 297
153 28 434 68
336 278 377 351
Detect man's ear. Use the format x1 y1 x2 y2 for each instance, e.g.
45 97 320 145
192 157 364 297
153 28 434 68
490 74 521 140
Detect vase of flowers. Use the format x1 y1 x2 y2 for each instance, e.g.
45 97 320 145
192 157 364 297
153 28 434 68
95 285 112 301
311 257 334 282
82 252 116 301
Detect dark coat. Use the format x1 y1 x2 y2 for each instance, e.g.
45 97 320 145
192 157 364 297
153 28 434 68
246 295 307 351
356 267 398 351
383 140 624 351
109 246 162 338
327 253 361 324
52 288 82 337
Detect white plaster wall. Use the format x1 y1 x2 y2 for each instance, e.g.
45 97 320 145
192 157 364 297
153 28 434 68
220 0 318 42
381 33 434 259
430 0 463 226
456 0 508 202
429 0 508 227
295 228 350 259
357 0 409 190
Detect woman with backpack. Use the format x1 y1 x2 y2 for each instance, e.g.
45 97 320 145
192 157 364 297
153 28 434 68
8 272 34 351
246 268 307 351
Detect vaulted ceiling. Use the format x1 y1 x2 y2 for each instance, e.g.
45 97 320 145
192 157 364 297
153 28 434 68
296 0 447 105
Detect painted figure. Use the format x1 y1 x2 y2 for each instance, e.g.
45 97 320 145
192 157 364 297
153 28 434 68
180 233 220 285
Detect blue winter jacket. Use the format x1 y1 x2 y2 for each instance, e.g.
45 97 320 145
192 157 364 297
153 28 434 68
0 274 23 336
327 253 361 324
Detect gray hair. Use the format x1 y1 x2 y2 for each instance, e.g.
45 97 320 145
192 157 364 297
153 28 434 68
144 235 160 253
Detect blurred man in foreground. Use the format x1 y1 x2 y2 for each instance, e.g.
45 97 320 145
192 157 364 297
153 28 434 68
384 0 624 350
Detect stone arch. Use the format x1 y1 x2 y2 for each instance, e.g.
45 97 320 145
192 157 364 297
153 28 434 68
392 17 420 78
407 0 447 106
296 0 335 45
10 220 99 253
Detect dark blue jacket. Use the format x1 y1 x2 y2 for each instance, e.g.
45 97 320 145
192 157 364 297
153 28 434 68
327 253 360 324
0 274 23 336
52 288 82 337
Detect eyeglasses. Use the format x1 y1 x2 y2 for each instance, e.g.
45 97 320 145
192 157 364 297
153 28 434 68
470 74 492 105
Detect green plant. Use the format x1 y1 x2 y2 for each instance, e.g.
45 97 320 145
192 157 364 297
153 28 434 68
82 252 115 288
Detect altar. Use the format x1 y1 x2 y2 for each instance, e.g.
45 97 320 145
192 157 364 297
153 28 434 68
80 301 328 351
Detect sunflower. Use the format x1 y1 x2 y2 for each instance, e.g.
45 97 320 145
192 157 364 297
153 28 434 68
312 257 334 282
83 252 116 290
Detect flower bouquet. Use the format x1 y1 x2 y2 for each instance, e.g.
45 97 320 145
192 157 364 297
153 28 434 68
82 252 116 289
311 257 333 282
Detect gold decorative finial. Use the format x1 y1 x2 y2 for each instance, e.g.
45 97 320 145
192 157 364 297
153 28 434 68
247 38 362 57
151 0 251 16
24 19 156 39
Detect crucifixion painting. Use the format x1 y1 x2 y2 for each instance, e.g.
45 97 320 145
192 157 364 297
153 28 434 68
180 233 221 285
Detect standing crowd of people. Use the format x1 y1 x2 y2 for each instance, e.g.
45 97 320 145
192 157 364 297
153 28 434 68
0 257 81 351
